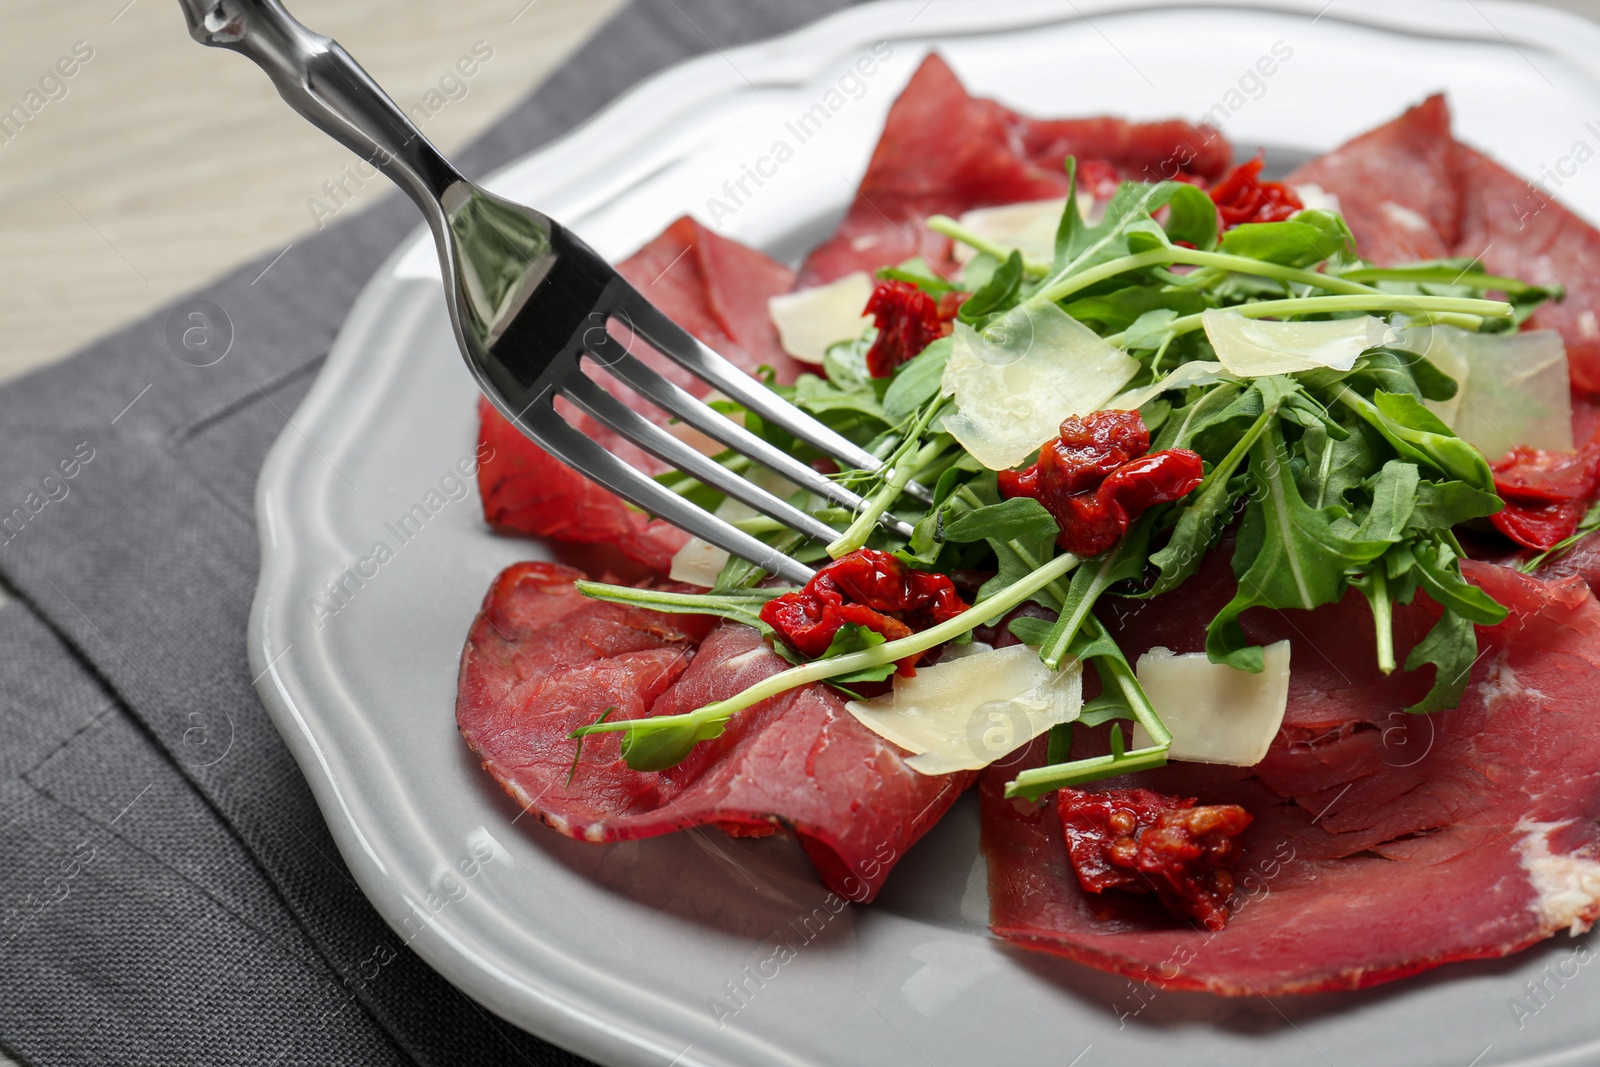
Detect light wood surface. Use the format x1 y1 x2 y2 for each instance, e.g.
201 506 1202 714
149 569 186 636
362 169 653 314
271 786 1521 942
0 0 625 385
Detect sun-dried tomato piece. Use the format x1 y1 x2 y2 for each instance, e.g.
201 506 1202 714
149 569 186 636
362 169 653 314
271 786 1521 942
864 280 950 378
1209 154 1304 229
1490 444 1600 549
759 548 968 674
1058 786 1252 931
999 411 1203 557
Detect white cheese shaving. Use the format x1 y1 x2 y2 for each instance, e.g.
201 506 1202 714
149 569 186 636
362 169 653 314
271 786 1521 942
1202 308 1397 377
846 643 1082 775
1398 323 1573 455
1291 183 1342 216
951 198 1067 265
1515 818 1600 935
1130 642 1290 766
667 536 730 588
1380 201 1434 234
941 303 1139 470
668 469 797 587
767 272 875 364
1107 360 1232 412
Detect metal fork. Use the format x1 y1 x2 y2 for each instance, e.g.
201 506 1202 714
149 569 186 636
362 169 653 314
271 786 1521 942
178 0 921 585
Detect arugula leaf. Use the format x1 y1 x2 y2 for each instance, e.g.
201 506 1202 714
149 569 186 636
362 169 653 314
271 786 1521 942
958 250 1025 324
822 337 874 390
1159 182 1220 251
1353 461 1420 543
1050 175 1188 278
1217 209 1354 267
1206 420 1388 671
1062 285 1207 335
1408 478 1503 531
1297 418 1381 510
819 623 898 684
575 581 786 631
1037 515 1154 669
1151 380 1247 454
882 336 952 422
1404 537 1508 626
619 716 730 772
1007 614 1055 647
944 497 1065 611
1342 389 1496 493
877 257 962 296
1402 609 1480 714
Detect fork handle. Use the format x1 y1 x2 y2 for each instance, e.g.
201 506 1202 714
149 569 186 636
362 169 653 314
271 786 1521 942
176 0 461 222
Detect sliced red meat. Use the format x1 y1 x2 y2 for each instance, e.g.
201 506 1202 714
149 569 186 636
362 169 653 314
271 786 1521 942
457 562 973 902
798 54 1229 285
1455 146 1600 394
1286 95 1460 264
476 218 804 570
1287 94 1600 394
982 549 1600 993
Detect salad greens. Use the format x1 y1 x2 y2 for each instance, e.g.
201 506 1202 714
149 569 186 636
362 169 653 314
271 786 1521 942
576 156 1549 796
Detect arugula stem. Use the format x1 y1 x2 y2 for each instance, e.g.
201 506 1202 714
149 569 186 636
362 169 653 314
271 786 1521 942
828 436 948 557
928 215 1387 301
1006 741 1170 795
1030 248 1172 305
1104 293 1513 346
1369 567 1396 675
573 549 1084 744
1340 266 1534 292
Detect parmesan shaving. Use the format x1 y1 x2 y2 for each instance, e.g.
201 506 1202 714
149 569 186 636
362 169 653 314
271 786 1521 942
1202 308 1397 378
1291 183 1342 216
950 198 1067 265
1107 361 1232 412
1399 323 1573 455
941 303 1139 470
846 643 1082 775
1130 642 1291 766
767 272 875 364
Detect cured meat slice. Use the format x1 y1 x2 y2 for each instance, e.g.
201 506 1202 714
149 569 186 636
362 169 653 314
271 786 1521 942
1287 94 1600 393
798 54 1229 285
476 218 804 570
457 561 972 902
1455 146 1600 394
1285 95 1459 264
982 550 1600 994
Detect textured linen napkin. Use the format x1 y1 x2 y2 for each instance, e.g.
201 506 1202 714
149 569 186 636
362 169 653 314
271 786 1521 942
0 2 853 1063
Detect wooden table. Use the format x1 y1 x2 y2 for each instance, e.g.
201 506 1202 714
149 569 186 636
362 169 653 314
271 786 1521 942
0 0 624 384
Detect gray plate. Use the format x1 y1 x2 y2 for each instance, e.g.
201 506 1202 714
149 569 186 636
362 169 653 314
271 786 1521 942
250 2 1600 1064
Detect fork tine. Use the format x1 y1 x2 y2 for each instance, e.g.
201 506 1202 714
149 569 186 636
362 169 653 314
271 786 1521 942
583 339 916 540
506 397 818 586
561 373 846 545
616 297 934 505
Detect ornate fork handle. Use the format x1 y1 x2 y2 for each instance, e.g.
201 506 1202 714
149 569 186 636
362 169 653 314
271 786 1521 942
175 0 463 226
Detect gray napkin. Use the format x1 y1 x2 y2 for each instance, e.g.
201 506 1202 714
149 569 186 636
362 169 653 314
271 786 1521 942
0 2 852 1063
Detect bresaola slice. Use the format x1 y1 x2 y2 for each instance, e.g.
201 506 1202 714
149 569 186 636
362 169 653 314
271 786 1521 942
1288 93 1600 394
797 54 1230 285
476 217 803 570
456 562 972 903
981 550 1600 994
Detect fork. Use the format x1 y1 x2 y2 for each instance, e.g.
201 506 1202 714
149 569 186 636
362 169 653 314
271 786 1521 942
177 0 923 585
